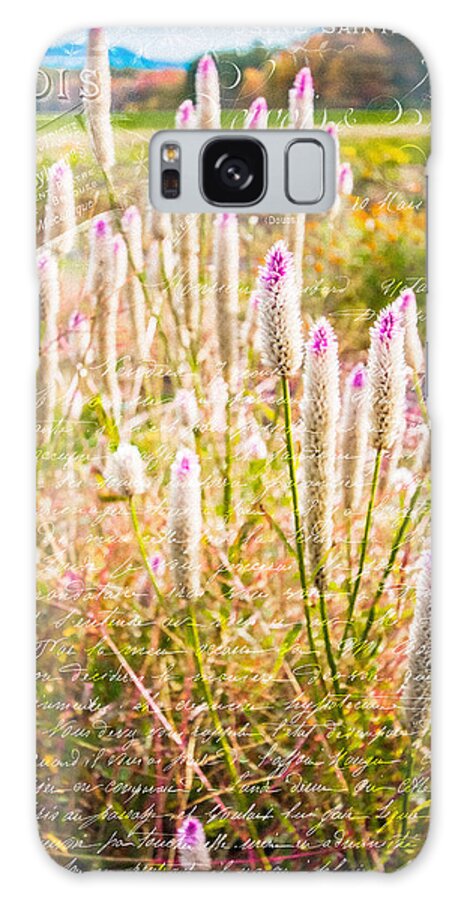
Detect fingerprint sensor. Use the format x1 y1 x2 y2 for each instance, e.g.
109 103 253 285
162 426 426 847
286 140 324 204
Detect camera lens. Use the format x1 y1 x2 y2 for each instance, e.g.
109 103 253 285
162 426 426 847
202 138 266 205
218 156 251 190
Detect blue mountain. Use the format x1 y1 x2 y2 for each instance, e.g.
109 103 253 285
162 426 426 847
43 43 189 70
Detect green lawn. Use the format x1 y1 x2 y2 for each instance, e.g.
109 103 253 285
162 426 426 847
37 107 431 134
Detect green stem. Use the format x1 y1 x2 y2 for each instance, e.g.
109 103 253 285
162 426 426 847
316 580 351 765
346 510 352 597
360 482 421 646
339 447 382 654
187 603 271 870
281 376 326 693
317 577 370 870
223 392 233 526
258 503 296 558
129 496 163 605
318 584 342 700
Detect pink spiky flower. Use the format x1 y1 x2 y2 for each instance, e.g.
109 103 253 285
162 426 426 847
367 303 406 451
195 53 220 129
326 121 340 170
168 448 202 600
246 96 268 129
397 288 424 372
289 66 314 129
338 162 353 196
112 233 128 290
121 205 147 364
69 310 86 330
105 442 147 497
197 54 215 76
121 205 143 271
44 158 76 254
259 239 292 287
325 121 338 139
341 363 369 511
177 817 211 871
149 552 165 579
302 318 340 574
37 252 49 272
67 309 91 362
174 388 200 433
176 99 197 129
85 214 114 297
258 240 303 376
95 216 109 237
351 364 366 390
216 212 234 227
294 66 313 98
61 570 85 597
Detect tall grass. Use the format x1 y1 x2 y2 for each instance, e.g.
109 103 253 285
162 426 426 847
36 32 431 872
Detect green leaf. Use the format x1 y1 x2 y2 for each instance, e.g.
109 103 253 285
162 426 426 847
81 394 119 449
272 623 303 675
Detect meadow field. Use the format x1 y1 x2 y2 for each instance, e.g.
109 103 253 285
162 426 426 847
36 29 431 872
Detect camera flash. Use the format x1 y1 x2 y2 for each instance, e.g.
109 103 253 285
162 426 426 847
162 143 180 163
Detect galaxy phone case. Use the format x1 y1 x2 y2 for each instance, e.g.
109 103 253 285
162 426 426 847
36 26 431 872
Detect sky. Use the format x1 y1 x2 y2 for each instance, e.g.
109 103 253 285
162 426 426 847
43 25 316 67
